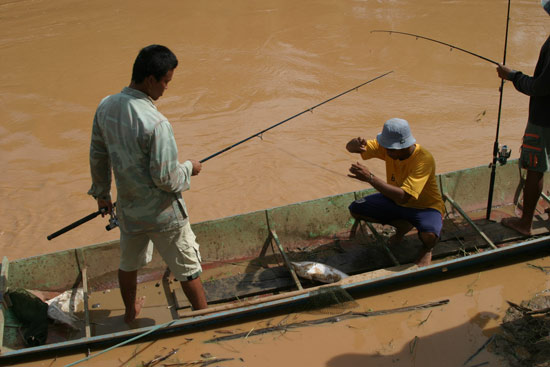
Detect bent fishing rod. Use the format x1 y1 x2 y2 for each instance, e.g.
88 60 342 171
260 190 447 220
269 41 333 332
47 70 393 240
199 70 393 163
372 20 512 219
370 30 499 66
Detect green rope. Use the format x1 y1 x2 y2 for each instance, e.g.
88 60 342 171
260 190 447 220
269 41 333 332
64 320 176 367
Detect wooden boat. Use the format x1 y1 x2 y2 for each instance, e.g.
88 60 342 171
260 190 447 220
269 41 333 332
1 159 550 363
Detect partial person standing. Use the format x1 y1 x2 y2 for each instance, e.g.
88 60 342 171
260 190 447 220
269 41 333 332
346 118 445 266
88 45 207 323
497 0 550 236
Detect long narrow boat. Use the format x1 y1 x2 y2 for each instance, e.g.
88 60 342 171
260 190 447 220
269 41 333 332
1 159 549 362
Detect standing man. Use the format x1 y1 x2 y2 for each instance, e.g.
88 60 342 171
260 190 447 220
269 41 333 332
346 118 445 266
497 1 550 236
88 45 207 323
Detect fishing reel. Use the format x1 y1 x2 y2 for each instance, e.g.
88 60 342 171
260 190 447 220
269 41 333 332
488 144 511 168
105 207 119 231
497 145 511 165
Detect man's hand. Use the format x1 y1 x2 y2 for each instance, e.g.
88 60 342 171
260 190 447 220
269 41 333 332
348 162 374 184
346 137 367 154
190 160 202 176
97 198 113 216
496 63 515 81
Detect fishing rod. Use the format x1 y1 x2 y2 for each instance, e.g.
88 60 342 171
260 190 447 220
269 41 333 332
47 71 393 240
47 204 118 240
370 30 499 66
199 70 394 163
371 25 512 219
486 0 512 220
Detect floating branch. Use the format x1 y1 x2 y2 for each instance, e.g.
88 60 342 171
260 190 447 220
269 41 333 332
205 299 449 343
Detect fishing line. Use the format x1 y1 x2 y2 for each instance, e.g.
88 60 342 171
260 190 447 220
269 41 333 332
486 0 511 220
47 71 393 240
199 70 394 163
270 143 350 178
371 30 499 65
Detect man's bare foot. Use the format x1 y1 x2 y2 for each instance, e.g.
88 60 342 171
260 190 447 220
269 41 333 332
501 217 531 236
124 296 146 324
415 249 432 267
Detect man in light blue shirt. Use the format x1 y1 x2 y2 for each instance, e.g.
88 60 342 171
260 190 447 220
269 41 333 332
89 45 207 323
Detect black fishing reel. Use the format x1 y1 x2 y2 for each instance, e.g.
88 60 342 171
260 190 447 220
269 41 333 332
488 144 511 168
497 145 511 165
106 207 119 231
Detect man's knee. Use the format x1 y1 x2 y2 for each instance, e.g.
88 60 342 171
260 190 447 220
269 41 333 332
418 232 438 248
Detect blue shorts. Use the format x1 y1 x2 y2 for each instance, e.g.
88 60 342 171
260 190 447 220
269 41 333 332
349 193 443 236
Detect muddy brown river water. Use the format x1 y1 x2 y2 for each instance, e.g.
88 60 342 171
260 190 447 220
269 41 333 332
1 0 550 366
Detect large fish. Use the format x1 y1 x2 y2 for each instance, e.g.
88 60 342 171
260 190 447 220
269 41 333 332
291 261 349 283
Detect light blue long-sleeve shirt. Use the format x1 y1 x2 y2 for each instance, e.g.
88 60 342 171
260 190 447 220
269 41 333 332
88 87 192 233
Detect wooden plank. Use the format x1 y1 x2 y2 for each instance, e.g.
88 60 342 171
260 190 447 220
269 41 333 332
443 194 497 249
81 268 91 339
161 269 181 320
76 250 91 339
173 287 190 311
270 230 303 290
340 264 416 285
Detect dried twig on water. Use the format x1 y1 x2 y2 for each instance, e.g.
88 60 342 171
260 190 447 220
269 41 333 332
526 307 550 315
47 357 57 367
409 336 419 354
143 348 179 367
507 300 550 316
527 263 550 274
205 299 449 343
117 340 158 367
462 336 494 366
418 310 432 326
506 300 533 314
162 358 234 367
245 327 255 339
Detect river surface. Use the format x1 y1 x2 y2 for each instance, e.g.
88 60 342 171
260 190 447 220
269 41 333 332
1 0 549 366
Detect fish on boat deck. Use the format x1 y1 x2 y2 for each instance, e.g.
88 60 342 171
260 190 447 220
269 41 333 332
291 261 349 283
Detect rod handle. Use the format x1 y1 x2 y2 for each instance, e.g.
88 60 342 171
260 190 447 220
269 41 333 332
47 209 104 240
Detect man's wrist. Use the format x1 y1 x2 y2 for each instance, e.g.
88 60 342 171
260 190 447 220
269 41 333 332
368 172 375 184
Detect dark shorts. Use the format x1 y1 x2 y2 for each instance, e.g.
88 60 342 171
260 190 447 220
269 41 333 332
349 193 443 236
519 121 550 173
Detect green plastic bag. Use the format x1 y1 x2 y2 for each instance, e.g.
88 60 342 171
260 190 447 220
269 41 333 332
7 288 48 346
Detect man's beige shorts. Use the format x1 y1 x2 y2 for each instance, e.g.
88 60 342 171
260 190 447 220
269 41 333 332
119 222 202 281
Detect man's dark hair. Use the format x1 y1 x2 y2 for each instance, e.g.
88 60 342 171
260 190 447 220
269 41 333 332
131 45 178 83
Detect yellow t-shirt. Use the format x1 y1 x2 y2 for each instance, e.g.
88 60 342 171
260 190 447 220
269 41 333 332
360 140 445 215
